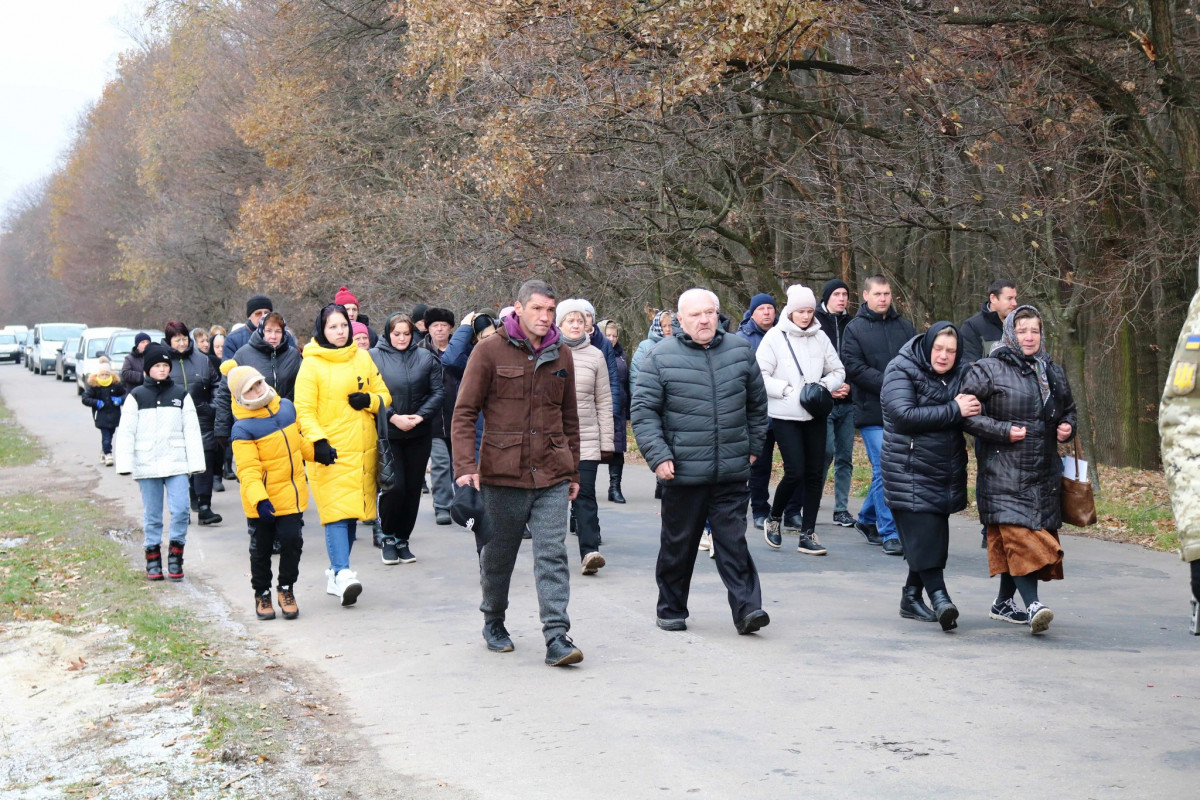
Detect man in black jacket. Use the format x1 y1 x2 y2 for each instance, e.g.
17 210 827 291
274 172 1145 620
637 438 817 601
631 288 770 635
841 275 916 556
814 279 857 529
961 279 1017 364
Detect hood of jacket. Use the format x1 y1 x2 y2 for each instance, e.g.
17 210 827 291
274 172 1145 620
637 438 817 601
776 315 824 339
248 327 292 357
302 338 360 364
896 321 964 379
503 312 561 355
230 392 282 421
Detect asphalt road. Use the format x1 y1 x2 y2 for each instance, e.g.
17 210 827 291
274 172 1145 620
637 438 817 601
2 363 1197 798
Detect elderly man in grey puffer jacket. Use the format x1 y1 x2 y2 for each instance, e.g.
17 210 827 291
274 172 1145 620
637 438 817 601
632 288 771 636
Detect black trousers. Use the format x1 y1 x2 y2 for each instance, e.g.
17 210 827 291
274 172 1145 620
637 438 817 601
572 460 601 559
378 433 433 542
769 417 826 529
249 512 303 593
657 481 762 623
190 446 222 502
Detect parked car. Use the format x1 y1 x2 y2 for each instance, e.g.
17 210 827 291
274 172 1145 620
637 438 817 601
72 327 123 394
54 337 81 382
30 323 87 375
22 330 35 369
103 328 165 372
0 333 20 363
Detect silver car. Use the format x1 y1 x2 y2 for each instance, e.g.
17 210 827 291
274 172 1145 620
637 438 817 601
54 337 81 382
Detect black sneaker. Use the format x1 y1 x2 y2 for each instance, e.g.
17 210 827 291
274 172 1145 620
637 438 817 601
752 515 766 530
989 598 1029 625
764 518 782 549
856 521 882 545
1028 601 1054 634
545 634 583 666
656 617 687 631
483 620 515 652
435 510 452 525
395 540 416 564
735 609 770 635
783 515 803 531
212 476 225 493
832 511 856 527
796 530 827 556
881 537 904 556
381 537 400 565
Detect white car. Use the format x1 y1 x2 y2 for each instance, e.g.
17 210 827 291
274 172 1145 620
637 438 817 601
103 329 165 379
73 327 123 394
0 332 20 363
30 322 87 375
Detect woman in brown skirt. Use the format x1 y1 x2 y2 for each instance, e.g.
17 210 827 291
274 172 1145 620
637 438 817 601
961 305 1077 634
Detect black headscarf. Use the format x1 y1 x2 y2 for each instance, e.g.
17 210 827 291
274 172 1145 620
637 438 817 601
313 303 352 349
921 320 962 374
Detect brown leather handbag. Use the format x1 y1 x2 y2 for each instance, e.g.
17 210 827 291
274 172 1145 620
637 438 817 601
1061 436 1097 527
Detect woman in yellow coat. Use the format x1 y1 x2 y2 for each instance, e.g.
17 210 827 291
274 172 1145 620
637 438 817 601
294 303 390 606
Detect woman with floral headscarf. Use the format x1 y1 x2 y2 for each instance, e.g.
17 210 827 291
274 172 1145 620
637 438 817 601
960 305 1077 635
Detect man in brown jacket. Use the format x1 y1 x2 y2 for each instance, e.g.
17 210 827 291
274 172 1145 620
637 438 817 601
453 279 584 666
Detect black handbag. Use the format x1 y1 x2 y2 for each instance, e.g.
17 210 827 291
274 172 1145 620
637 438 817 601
376 408 397 493
784 335 834 418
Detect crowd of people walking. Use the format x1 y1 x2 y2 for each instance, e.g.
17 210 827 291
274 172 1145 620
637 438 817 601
100 271 1083 667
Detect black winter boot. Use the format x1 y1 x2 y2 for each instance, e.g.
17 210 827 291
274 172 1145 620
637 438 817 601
928 589 959 632
145 545 163 581
607 462 626 504
899 586 936 622
198 504 222 526
167 543 185 580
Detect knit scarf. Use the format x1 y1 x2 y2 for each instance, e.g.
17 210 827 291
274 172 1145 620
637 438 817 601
1001 305 1051 404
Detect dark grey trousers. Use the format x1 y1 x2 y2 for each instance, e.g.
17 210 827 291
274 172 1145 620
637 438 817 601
480 482 571 644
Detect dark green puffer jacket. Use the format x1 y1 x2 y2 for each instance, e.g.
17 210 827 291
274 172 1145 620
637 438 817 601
631 328 767 485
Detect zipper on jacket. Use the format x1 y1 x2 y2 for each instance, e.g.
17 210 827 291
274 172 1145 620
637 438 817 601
708 348 720 481
273 405 302 511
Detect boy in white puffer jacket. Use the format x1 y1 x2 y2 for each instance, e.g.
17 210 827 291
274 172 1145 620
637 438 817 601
115 342 207 581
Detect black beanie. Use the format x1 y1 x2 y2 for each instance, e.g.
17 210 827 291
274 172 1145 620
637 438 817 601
246 294 273 318
423 307 455 328
472 310 499 337
142 342 172 373
821 279 850 305
411 303 429 322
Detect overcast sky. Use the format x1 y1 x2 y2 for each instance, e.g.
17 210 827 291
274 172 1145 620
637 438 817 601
0 1 139 215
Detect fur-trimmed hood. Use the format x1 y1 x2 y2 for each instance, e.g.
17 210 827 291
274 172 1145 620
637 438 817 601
87 371 122 389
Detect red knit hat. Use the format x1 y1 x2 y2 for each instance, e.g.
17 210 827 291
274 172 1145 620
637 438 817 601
334 286 359 306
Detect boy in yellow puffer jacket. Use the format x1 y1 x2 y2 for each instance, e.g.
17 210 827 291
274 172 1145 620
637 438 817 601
223 361 315 621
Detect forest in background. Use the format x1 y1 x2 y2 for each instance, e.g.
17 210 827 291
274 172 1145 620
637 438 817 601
2 0 1198 469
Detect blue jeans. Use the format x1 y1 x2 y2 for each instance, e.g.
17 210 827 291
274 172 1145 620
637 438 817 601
324 518 358 573
858 426 898 542
430 436 454 513
138 474 190 548
822 404 855 513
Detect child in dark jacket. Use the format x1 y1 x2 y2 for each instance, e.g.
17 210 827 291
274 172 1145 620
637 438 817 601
81 357 127 466
223 361 315 621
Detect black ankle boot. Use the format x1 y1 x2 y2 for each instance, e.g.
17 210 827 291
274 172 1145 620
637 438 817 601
608 463 626 503
198 505 222 525
928 589 959 631
899 586 936 622
145 545 163 581
167 543 185 580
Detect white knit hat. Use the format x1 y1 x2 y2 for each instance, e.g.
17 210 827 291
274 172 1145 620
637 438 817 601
782 285 818 318
555 298 592 326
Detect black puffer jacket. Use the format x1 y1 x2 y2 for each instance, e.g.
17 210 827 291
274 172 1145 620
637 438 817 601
372 338 444 440
842 304 916 428
167 341 221 451
419 338 458 439
214 329 303 439
81 374 128 429
631 328 767 485
881 325 968 515
960 346 1078 531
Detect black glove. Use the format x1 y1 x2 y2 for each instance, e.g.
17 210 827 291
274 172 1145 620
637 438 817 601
347 392 371 410
256 499 275 520
313 439 338 465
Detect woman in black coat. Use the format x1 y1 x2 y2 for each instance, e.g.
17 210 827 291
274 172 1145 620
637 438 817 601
961 305 1077 635
369 313 444 566
165 320 224 526
881 322 980 631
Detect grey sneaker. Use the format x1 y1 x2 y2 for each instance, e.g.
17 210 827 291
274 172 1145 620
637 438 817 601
989 598 1029 625
796 530 827 556
832 510 855 527
1028 601 1054 634
881 537 904 556
764 518 782 549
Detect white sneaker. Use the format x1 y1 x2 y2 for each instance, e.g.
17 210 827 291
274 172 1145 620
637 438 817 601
332 569 362 606
325 568 338 597
103 453 113 466
699 532 712 551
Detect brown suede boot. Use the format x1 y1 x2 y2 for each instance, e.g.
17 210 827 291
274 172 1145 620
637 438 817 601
277 586 299 620
255 592 276 620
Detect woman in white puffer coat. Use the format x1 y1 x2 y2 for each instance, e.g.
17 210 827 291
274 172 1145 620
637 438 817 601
755 285 845 555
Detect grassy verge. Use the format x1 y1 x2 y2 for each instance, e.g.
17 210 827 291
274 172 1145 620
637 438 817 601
0 397 42 466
